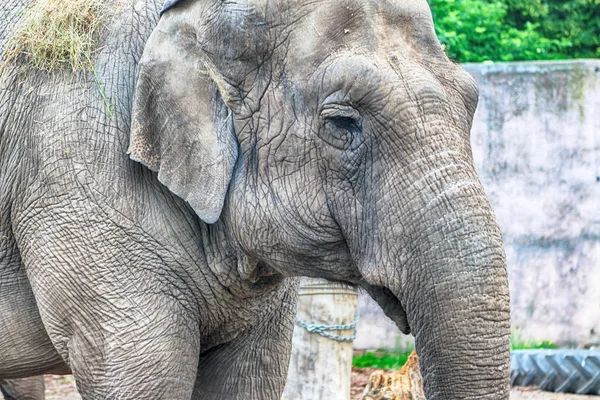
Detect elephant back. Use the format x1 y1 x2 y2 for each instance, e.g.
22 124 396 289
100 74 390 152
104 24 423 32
0 0 31 60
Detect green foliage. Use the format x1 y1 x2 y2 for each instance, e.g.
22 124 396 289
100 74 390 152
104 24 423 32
427 0 600 62
352 333 558 370
352 349 413 370
511 339 558 350
535 0 600 58
511 329 558 350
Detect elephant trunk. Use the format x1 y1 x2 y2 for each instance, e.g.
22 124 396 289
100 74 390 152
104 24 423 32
359 162 511 399
408 198 510 399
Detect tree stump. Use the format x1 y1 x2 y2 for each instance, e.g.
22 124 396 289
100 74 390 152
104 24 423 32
361 350 426 400
283 278 359 400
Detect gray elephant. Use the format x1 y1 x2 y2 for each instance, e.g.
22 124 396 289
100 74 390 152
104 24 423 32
0 377 44 400
0 0 511 399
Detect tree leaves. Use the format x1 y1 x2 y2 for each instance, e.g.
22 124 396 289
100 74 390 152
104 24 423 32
428 0 600 62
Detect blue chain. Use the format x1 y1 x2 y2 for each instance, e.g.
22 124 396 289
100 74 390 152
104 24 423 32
296 311 360 342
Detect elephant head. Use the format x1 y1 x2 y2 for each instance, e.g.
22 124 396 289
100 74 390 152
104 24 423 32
130 0 511 398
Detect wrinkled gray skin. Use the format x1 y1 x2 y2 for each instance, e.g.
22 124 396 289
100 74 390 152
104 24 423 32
0 0 511 399
0 377 44 400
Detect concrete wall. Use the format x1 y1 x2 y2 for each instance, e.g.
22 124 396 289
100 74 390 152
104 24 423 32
355 60 600 350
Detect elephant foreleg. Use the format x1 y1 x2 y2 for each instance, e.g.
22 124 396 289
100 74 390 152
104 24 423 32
0 376 45 400
51 294 202 400
192 281 298 400
15 215 203 400
0 252 67 378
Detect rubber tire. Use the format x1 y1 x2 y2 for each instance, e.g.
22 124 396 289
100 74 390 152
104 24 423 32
511 350 600 394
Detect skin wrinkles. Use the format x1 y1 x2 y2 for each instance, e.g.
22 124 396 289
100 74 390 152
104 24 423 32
1 1 297 398
248 4 504 397
2 0 509 398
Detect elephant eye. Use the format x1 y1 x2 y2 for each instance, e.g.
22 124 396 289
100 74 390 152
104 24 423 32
319 105 363 150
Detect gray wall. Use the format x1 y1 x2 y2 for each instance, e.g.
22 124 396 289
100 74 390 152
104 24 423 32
355 60 600 350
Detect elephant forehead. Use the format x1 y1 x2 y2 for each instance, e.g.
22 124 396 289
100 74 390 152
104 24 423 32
206 0 436 51
193 0 442 84
284 0 441 74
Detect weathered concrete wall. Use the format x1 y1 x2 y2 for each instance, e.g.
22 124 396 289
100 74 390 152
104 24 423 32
355 60 600 350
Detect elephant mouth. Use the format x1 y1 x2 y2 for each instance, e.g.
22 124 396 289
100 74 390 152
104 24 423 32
360 283 411 334
248 261 285 287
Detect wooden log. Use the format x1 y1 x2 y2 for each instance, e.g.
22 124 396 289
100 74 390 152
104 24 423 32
283 278 359 400
361 350 426 400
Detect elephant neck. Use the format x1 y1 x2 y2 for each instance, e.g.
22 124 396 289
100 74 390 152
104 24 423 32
200 219 286 298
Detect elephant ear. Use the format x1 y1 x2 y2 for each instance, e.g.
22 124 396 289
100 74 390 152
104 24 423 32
129 28 238 224
160 0 182 15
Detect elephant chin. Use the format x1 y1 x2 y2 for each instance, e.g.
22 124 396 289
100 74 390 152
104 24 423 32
360 283 410 335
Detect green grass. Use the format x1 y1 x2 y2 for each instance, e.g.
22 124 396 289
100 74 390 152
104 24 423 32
511 331 557 350
353 333 557 370
511 340 557 350
510 326 558 350
352 349 413 370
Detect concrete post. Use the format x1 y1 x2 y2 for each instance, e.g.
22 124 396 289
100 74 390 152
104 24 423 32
283 278 359 400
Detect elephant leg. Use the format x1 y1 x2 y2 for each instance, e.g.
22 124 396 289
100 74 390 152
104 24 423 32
15 227 202 400
64 303 200 400
31 275 202 400
0 376 45 400
192 282 298 400
0 242 67 378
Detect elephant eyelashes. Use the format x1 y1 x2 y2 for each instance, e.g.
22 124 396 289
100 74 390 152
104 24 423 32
319 105 363 150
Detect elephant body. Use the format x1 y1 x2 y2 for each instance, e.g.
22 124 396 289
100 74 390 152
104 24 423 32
1 0 511 399
1 1 297 398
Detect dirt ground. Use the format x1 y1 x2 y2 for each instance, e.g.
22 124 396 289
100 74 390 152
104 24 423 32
350 368 599 400
509 387 600 400
43 375 80 400
1 372 598 399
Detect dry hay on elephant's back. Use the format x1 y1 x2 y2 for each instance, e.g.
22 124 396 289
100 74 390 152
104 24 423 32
1 0 108 72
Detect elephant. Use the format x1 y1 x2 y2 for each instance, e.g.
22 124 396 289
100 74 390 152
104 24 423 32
0 377 44 400
0 0 511 398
